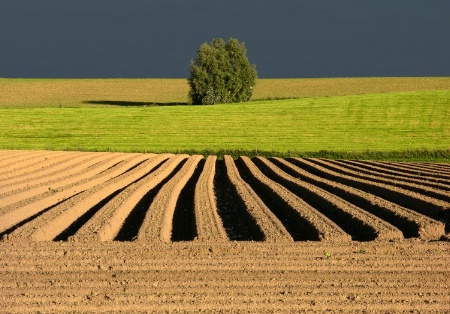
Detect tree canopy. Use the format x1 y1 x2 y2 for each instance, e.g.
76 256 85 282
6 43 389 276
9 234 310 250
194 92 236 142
188 37 257 105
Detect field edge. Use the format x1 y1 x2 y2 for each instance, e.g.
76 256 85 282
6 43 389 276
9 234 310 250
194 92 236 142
2 148 449 162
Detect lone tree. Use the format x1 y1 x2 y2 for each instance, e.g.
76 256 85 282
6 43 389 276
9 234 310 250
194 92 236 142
188 37 257 105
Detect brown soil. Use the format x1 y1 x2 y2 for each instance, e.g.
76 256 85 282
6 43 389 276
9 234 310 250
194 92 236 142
0 150 449 313
0 152 125 205
137 155 203 242
335 160 450 191
70 154 176 242
268 157 445 241
0 241 449 313
290 158 449 220
0 151 93 188
194 156 228 242
237 156 351 241
222 155 293 242
322 159 450 202
361 160 450 181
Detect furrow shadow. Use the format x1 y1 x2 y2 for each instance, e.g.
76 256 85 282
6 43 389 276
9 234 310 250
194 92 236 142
105 158 150 181
171 159 205 241
0 193 82 240
253 158 378 241
95 161 125 176
53 188 125 241
114 160 186 241
235 158 320 241
214 159 264 241
269 158 421 238
339 160 450 187
288 158 447 220
53 158 170 241
320 159 450 203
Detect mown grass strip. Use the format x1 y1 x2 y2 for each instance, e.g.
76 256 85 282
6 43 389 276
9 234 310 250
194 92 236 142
0 90 449 161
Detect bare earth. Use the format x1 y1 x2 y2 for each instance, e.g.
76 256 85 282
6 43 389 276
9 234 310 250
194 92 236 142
0 150 449 313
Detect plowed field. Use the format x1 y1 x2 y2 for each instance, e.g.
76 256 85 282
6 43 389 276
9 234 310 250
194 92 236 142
1 150 449 313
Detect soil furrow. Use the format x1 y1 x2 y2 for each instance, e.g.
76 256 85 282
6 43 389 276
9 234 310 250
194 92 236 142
270 157 445 240
70 154 182 242
193 156 228 242
1 238 447 256
410 163 450 173
237 156 351 241
2 261 448 271
137 155 203 242
0 305 448 314
368 160 450 180
0 150 52 171
0 150 76 180
5 290 448 302
0 153 147 215
309 158 450 203
0 194 82 239
0 151 122 193
333 159 450 189
53 188 127 241
171 158 206 241
351 159 450 180
2 306 448 313
2 299 448 313
1 267 449 279
221 155 293 242
0 150 35 164
1 155 162 241
1 250 448 267
410 161 450 169
252 157 404 241
5 255 448 267
289 158 450 220
2 280 446 292
2 289 449 302
0 155 148 232
2 264 448 273
2 273 447 289
395 160 450 172
213 159 264 241
0 151 101 188
0 154 82 186
116 161 188 243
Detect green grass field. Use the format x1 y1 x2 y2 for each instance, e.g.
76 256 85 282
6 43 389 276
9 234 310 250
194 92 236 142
0 77 449 161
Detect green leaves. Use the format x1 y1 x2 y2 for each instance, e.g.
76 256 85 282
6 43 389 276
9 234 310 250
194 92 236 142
188 37 257 105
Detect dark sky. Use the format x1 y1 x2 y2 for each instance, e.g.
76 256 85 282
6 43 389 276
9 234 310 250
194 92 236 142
1 0 449 78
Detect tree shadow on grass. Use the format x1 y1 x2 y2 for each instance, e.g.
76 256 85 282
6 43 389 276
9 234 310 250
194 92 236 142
83 100 189 107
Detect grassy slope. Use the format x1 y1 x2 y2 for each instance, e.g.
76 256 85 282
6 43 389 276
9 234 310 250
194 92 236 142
0 83 449 161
